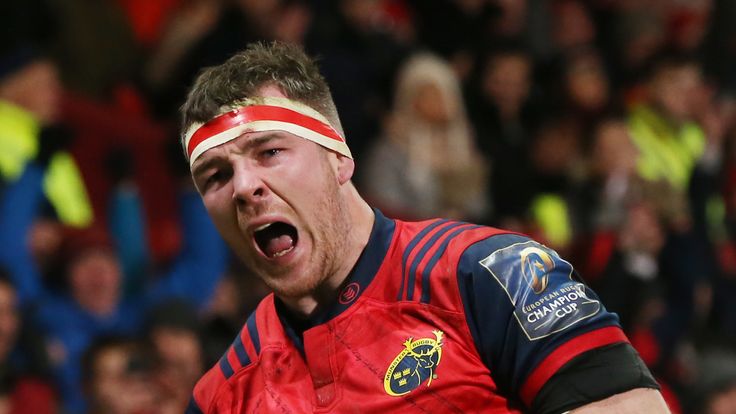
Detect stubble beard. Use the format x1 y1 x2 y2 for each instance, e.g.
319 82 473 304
261 174 351 301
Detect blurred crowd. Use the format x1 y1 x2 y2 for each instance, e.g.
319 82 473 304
2 0 736 413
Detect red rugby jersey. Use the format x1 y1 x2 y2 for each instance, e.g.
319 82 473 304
187 210 631 413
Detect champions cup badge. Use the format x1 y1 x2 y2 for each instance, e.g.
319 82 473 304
520 246 553 294
384 330 444 396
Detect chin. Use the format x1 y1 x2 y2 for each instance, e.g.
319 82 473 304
263 271 323 300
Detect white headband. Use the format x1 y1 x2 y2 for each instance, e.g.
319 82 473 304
183 97 351 166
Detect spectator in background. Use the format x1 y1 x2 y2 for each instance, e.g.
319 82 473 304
694 348 736 414
0 48 93 229
409 0 505 81
548 0 596 55
611 8 666 92
142 0 226 120
0 271 57 414
146 300 205 414
143 0 283 121
559 48 615 134
589 119 639 223
307 0 410 165
0 163 227 414
627 54 709 200
49 0 140 99
526 115 585 253
199 261 270 369
81 337 156 414
466 45 540 228
362 52 487 221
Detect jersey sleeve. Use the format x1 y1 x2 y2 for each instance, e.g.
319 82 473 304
456 233 655 411
0 163 47 305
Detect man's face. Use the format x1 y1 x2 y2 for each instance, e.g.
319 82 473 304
191 87 352 299
483 54 531 114
652 64 702 121
69 250 121 316
90 346 155 414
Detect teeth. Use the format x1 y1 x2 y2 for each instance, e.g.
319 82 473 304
254 223 272 232
272 245 294 258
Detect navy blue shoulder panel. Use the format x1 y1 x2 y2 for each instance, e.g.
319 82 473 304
185 397 205 414
456 233 621 397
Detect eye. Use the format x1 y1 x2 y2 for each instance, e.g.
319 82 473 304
200 169 227 191
206 171 222 185
261 148 282 158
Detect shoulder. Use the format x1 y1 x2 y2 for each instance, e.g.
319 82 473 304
389 218 510 306
453 233 638 408
456 232 618 343
391 219 506 258
190 296 275 412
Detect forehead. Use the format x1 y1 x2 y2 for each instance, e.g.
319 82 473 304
191 128 320 169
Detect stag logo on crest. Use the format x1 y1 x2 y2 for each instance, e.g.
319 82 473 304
383 330 444 396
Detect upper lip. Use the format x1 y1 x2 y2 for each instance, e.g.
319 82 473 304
246 214 294 237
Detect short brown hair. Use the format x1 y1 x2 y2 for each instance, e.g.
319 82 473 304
180 41 343 142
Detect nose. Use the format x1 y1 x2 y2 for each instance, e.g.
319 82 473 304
231 162 267 208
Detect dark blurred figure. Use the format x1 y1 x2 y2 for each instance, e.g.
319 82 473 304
409 0 503 81
81 337 156 414
0 270 57 414
550 0 596 53
143 0 285 120
526 116 585 254
688 348 736 414
703 0 736 96
199 261 270 370
609 7 667 92
146 300 205 414
307 0 410 165
555 48 617 139
49 0 141 99
466 44 541 228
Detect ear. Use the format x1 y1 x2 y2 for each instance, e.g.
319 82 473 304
335 154 355 185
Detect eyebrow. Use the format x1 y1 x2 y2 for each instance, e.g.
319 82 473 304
190 132 287 177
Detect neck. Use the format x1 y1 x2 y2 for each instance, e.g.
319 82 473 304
280 186 374 319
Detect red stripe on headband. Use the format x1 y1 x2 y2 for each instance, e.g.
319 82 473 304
187 105 344 158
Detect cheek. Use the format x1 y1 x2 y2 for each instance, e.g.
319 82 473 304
204 192 236 229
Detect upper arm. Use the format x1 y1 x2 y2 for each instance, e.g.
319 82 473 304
0 163 46 304
457 234 656 411
146 190 228 308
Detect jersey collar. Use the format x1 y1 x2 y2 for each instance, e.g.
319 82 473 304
276 209 395 341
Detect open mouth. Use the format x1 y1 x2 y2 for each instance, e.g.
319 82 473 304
254 222 298 259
